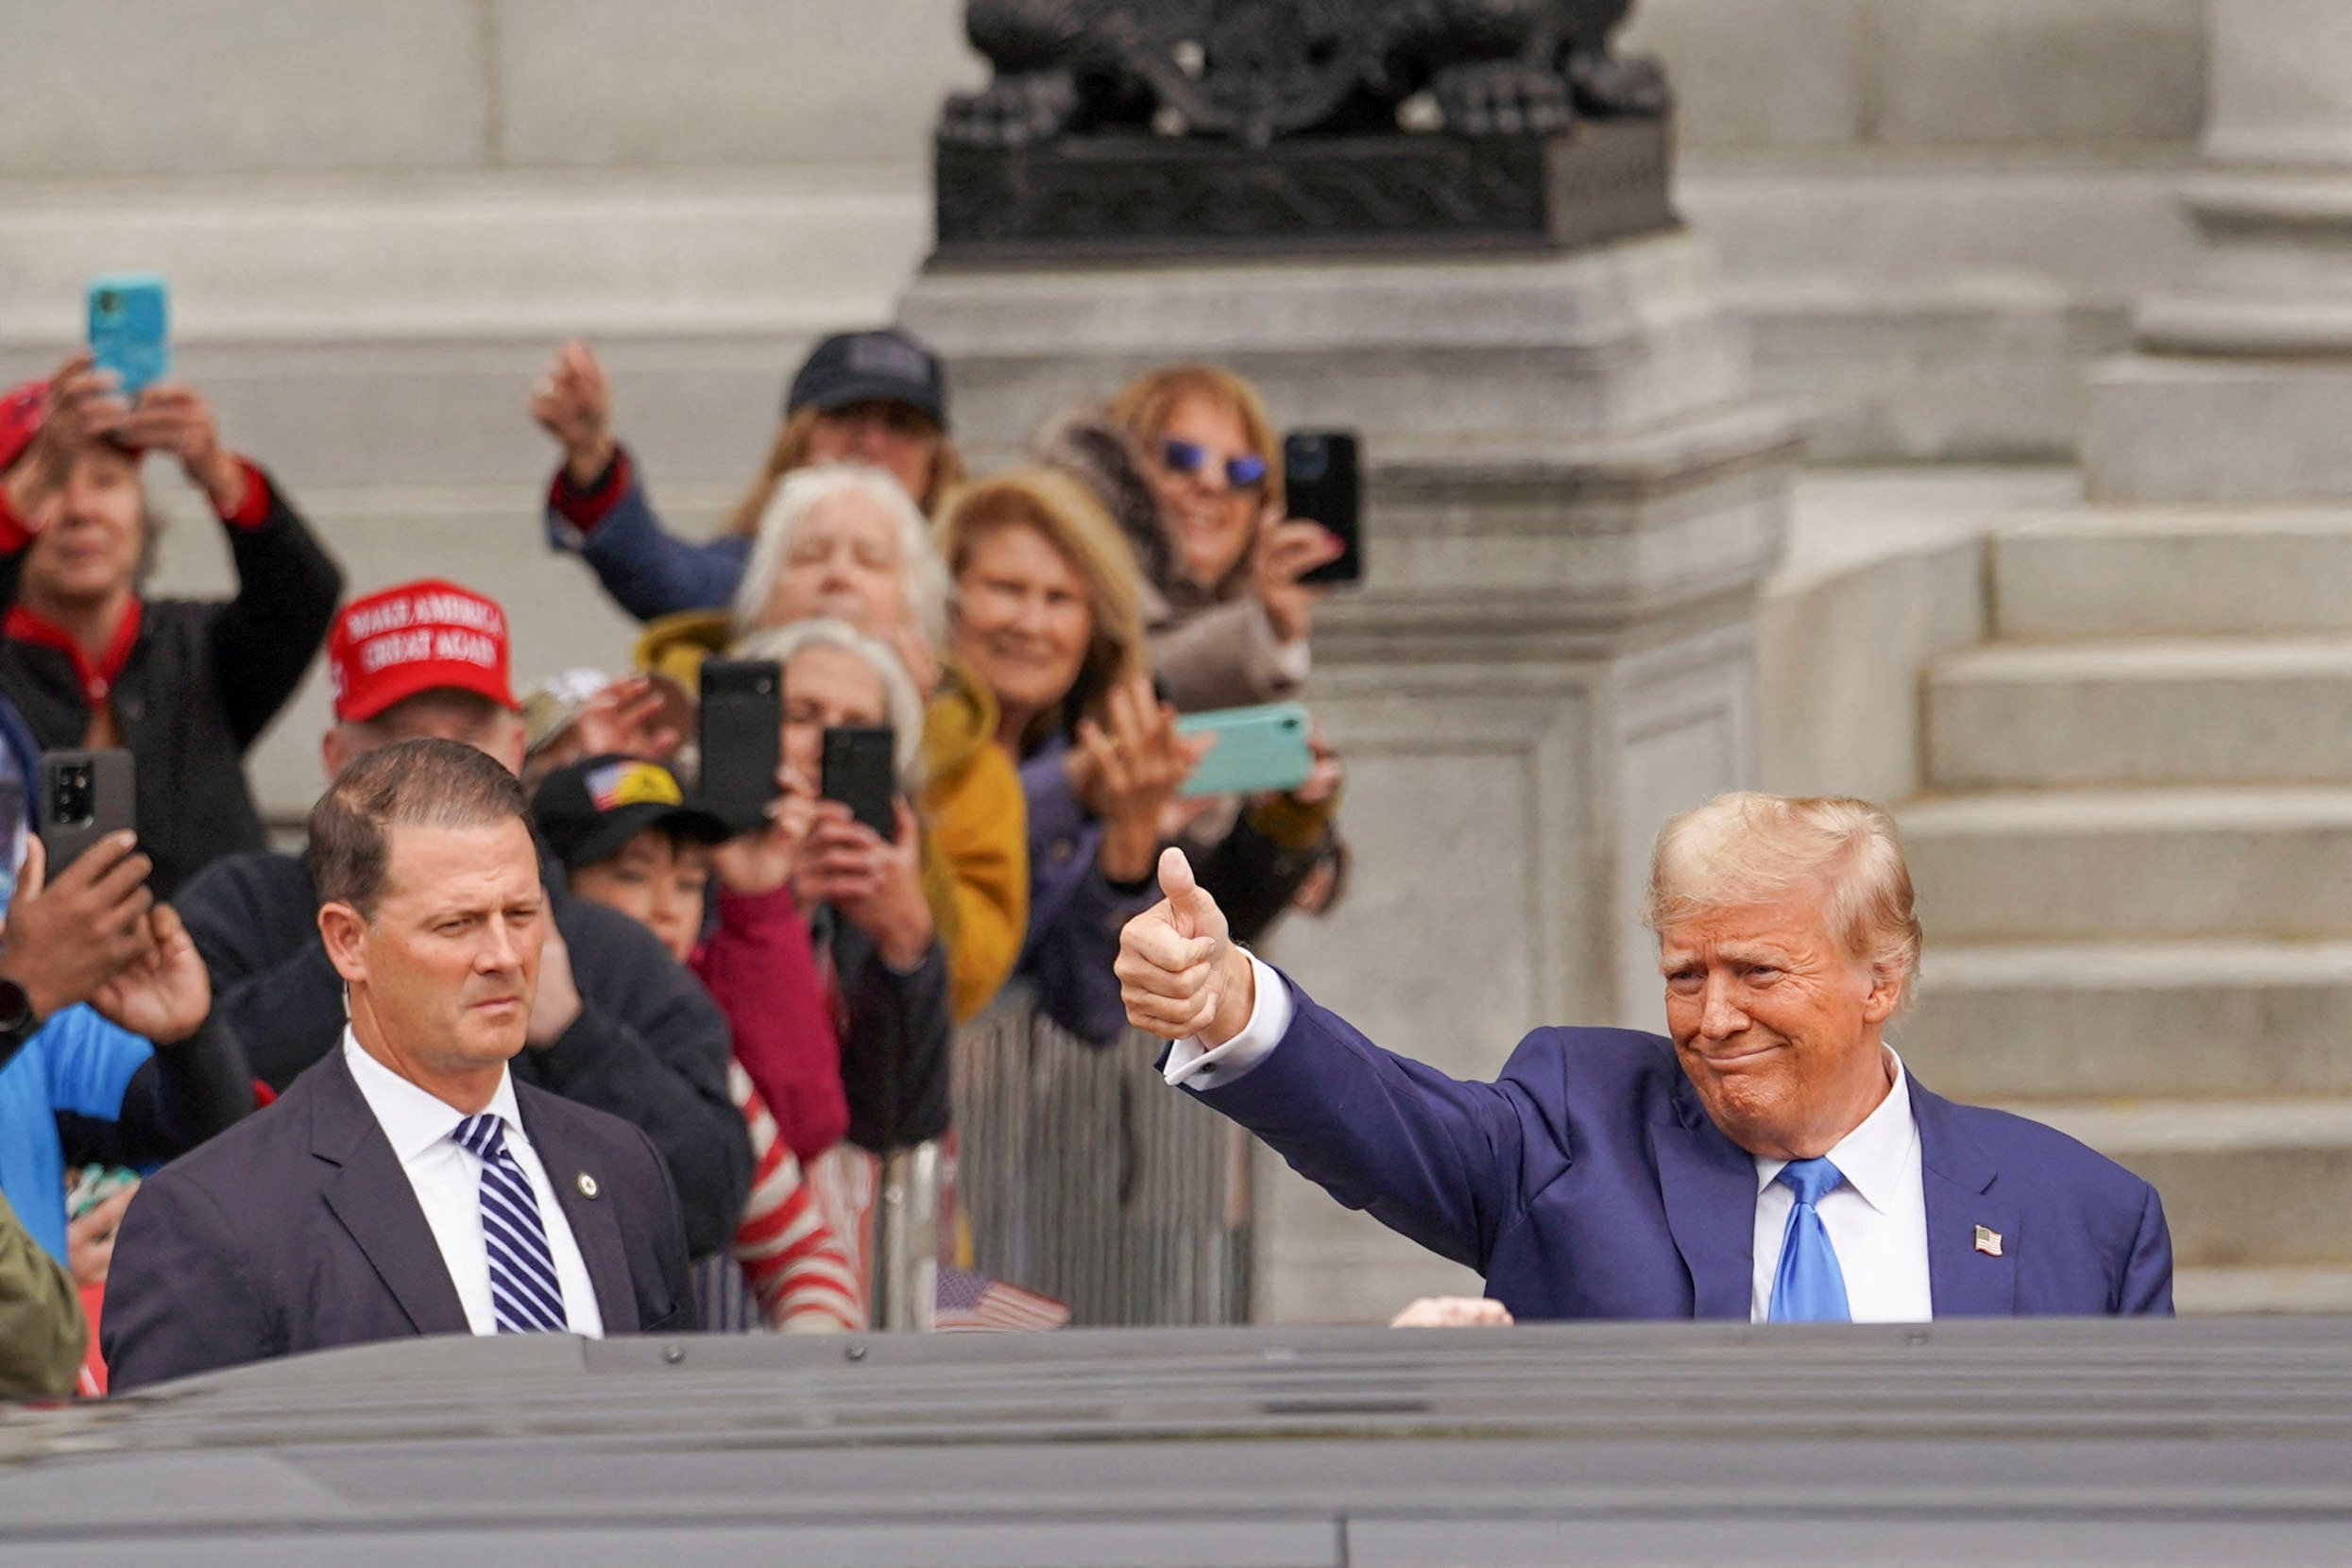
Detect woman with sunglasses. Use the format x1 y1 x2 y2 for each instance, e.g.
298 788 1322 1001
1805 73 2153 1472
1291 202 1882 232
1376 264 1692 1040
1039 365 1342 714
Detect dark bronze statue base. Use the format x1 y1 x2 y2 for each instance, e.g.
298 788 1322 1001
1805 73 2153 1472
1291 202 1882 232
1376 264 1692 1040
929 121 1675 267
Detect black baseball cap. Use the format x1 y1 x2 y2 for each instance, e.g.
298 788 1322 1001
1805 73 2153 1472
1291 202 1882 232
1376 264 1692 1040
531 754 731 872
787 330 948 429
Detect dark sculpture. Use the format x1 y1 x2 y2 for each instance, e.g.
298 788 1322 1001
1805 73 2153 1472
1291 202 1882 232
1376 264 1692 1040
930 1 1675 263
943 0 1667 149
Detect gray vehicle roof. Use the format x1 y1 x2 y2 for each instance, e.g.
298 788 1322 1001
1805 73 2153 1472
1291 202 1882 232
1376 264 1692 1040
4 1319 2350 1565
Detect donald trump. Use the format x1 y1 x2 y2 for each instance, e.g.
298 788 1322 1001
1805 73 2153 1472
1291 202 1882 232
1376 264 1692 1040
1116 793 2171 1321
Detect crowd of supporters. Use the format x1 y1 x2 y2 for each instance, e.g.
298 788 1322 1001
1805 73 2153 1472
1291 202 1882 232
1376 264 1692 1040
0 326 1353 1393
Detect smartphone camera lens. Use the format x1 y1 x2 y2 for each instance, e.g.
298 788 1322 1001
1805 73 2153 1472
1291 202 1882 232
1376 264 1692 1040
1288 439 1329 484
53 764 94 826
95 290 120 316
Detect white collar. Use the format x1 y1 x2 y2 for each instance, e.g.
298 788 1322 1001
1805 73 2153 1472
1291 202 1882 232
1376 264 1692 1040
341 1028 523 1164
1752 1047 1917 1216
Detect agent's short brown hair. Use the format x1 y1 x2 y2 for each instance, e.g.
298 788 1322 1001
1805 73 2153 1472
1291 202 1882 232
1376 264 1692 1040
311 738 530 918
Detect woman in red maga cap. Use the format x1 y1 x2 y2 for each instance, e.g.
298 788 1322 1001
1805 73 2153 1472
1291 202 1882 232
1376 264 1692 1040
0 358 343 896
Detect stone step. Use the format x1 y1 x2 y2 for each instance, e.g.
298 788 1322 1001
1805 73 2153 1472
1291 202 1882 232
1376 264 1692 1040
2014 1098 2352 1271
1902 940 2352 1102
2174 1266 2352 1315
1925 638 2352 790
0 172 929 489
1990 509 2352 639
1900 788 2352 942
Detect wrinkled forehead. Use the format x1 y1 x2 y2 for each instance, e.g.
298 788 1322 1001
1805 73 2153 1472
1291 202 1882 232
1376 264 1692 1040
785 643 887 722
377 817 542 911
1655 893 1842 964
792 491 904 557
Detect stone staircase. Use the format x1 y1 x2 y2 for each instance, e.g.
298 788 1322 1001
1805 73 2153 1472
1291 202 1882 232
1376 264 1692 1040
1895 509 2352 1313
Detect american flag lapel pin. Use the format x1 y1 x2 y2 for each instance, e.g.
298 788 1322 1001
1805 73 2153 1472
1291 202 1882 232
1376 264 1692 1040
1973 1224 2003 1257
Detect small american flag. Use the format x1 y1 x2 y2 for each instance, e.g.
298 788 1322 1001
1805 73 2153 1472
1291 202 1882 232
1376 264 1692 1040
932 1266 1069 1333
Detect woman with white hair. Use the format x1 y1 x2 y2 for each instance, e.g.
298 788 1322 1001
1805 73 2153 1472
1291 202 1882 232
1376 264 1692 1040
724 618 954 1319
727 618 946 1157
635 463 1027 1028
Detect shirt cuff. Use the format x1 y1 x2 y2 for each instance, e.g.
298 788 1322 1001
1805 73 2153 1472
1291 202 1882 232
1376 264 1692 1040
547 446 631 538
214 457 270 529
1163 951 1293 1090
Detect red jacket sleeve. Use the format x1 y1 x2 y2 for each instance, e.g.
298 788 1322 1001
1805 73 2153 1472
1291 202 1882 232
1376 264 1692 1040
690 886 849 1163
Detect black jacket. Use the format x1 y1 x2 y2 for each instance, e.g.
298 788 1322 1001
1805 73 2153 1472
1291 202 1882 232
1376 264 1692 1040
102 1044 693 1392
175 849 750 1260
0 468 342 897
815 910 953 1153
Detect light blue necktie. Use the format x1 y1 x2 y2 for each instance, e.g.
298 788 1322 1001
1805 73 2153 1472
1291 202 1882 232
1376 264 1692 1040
452 1113 569 1334
1767 1156 1851 1322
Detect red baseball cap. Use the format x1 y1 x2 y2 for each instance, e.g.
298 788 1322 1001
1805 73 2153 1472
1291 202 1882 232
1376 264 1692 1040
0 382 46 474
327 579 519 724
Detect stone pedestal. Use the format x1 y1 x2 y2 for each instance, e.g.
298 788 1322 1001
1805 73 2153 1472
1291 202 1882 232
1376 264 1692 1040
2086 0 2352 502
900 235 1797 1321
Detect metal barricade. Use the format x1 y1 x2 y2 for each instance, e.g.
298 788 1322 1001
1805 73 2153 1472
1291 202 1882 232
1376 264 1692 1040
951 987 1252 1326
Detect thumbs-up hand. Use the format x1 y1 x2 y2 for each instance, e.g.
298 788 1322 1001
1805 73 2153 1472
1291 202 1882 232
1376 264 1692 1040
1116 846 1255 1046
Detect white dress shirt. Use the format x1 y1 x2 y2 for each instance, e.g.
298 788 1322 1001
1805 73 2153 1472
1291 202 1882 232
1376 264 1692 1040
1749 1049 1930 1322
341 1031 605 1338
1167 954 1934 1321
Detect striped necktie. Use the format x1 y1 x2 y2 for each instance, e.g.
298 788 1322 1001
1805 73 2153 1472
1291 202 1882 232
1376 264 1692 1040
452 1112 569 1334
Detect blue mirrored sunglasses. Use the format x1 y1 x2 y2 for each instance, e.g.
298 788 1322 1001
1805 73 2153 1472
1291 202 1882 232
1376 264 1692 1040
1160 438 1269 490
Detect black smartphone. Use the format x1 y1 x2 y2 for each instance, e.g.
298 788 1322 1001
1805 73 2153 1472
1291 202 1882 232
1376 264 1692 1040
696 658 783 835
38 749 135 872
821 725 897 840
1284 429 1362 587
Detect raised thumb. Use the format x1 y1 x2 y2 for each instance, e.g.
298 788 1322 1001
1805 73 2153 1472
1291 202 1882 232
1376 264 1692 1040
1157 845 1202 937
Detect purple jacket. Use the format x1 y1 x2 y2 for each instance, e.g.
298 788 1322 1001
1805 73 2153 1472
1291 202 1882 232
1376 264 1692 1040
1015 737 1155 1047
544 450 749 622
1188 972 2175 1321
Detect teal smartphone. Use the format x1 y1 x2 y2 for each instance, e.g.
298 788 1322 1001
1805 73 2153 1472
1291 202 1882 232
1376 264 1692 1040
87 273 170 398
1174 702 1313 798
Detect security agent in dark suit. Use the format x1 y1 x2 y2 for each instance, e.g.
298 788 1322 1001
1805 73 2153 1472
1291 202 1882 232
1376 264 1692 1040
103 739 691 1392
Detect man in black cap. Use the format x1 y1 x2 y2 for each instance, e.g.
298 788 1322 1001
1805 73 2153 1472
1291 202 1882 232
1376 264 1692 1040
529 330 963 622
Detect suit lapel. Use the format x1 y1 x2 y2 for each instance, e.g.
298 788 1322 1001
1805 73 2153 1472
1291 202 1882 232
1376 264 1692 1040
311 1050 469 1337
1657 1076 1759 1319
1912 1079 2020 1317
520 1088 639 1333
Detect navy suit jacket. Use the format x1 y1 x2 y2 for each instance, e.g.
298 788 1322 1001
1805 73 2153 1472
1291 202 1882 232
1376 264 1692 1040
102 1046 694 1392
1190 978 2173 1319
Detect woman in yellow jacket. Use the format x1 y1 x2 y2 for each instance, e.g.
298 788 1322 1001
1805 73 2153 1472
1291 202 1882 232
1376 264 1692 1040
636 464 1025 1026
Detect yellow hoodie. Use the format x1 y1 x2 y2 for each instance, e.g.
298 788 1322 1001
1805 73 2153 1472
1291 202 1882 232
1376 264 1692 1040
637 610 1026 1025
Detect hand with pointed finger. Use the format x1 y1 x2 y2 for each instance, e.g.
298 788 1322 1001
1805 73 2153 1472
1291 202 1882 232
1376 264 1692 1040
1115 847 1254 1046
1389 1296 1515 1328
